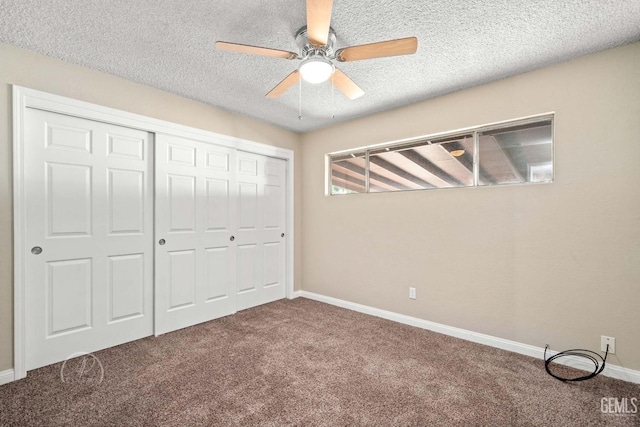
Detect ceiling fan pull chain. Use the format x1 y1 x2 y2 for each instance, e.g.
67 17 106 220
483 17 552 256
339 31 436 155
298 77 303 120
331 72 335 119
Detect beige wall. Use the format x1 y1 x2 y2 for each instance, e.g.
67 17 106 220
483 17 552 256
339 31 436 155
301 42 640 371
0 43 302 371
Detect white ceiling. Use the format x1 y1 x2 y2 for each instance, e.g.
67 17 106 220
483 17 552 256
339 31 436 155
1 1 639 133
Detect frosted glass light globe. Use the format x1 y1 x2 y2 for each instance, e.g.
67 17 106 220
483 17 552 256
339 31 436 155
299 57 335 84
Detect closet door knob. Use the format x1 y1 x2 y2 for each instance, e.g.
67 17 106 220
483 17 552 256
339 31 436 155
230 236 235 241
281 233 285 237
159 239 166 245
31 246 43 255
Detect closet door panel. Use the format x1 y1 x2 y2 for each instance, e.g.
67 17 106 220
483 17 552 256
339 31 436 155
24 109 153 370
155 134 237 335
236 152 286 311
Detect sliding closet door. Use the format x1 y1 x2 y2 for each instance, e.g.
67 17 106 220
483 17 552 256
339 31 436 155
236 152 287 311
23 108 153 370
155 134 237 335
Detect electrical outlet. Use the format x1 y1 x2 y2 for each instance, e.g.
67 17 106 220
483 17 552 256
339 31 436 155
409 287 416 300
601 336 615 354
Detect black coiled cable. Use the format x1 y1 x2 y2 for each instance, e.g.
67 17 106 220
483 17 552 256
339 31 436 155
544 344 609 382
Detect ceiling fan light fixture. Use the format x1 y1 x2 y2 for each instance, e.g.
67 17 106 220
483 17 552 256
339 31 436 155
299 57 334 84
450 149 465 157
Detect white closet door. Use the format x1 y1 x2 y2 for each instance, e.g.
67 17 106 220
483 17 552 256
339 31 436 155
24 108 153 370
236 152 287 311
155 134 237 335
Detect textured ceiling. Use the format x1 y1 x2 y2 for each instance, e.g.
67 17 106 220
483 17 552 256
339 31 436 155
1 1 639 133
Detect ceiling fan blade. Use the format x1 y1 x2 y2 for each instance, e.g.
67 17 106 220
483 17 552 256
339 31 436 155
332 69 364 100
306 0 333 45
265 70 301 98
335 37 418 62
216 41 298 60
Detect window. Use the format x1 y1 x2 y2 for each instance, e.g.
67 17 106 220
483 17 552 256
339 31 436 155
329 151 367 193
329 115 553 195
478 120 553 186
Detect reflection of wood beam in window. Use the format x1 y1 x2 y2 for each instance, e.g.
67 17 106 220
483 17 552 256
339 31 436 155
331 170 366 192
438 141 494 185
442 141 472 169
331 166 366 187
369 161 429 190
332 164 397 192
490 126 553 180
492 136 525 181
367 176 406 192
331 169 388 193
332 163 365 183
332 161 409 191
369 156 435 189
371 151 452 188
479 136 523 183
398 149 464 186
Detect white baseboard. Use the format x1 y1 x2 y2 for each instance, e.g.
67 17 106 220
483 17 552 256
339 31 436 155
0 369 15 386
299 291 640 385
289 290 302 299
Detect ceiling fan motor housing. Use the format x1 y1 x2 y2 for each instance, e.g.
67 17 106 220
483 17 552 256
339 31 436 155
296 26 337 60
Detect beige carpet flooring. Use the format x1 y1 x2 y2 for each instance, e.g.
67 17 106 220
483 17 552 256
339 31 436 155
0 298 638 426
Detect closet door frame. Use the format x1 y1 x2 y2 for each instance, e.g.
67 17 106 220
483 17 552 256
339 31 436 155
12 85 295 381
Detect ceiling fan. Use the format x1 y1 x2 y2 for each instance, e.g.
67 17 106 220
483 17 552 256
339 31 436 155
215 0 418 100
